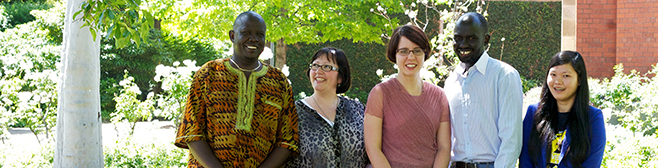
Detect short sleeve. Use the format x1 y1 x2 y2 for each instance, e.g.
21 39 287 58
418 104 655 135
275 74 299 152
438 90 450 122
174 62 210 149
365 84 384 119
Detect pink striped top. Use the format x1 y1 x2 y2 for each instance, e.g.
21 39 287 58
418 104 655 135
365 78 450 167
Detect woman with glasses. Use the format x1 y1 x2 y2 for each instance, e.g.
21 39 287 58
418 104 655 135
364 25 451 168
285 47 368 167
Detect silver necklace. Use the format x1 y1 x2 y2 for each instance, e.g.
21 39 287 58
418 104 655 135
230 58 262 72
312 96 338 120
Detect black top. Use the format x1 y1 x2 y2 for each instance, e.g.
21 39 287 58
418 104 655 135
556 112 570 132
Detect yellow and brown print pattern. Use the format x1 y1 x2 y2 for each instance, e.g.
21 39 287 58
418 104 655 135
175 58 298 168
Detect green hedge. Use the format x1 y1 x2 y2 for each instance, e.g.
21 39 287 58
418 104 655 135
286 1 560 102
486 1 561 80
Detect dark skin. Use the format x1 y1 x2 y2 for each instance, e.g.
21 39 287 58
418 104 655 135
229 11 266 78
453 12 490 74
187 11 292 168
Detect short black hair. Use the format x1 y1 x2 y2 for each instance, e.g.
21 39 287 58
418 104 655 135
233 11 265 30
386 25 431 63
460 12 488 35
306 47 352 94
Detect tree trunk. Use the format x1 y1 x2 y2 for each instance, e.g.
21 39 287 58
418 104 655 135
54 0 103 166
275 38 286 69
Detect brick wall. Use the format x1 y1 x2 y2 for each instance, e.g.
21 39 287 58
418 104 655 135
578 0 658 77
577 0 617 77
616 0 658 74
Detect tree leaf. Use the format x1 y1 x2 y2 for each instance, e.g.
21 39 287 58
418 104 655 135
90 28 97 41
143 10 154 28
106 24 115 38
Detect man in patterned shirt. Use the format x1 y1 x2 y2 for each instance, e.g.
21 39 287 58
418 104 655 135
175 11 298 168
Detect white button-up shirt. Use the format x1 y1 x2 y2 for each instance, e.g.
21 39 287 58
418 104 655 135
445 52 523 168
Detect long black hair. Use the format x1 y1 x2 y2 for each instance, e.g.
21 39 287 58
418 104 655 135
529 51 591 168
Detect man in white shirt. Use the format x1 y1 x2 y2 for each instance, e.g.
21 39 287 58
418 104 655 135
444 12 523 168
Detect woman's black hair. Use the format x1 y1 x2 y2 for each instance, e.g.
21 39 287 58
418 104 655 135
305 47 352 94
529 51 591 168
386 25 431 63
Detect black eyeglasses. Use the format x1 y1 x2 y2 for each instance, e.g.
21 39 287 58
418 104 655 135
309 64 338 72
396 48 425 57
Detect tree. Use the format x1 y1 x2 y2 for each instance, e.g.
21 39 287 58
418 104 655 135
78 0 398 68
53 0 103 166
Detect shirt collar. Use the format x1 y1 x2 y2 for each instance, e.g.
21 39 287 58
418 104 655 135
456 52 490 76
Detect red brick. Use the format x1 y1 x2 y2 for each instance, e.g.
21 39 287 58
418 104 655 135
604 4 616 9
621 9 631 14
603 53 616 57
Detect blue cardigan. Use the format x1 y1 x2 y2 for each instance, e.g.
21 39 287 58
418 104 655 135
519 103 606 168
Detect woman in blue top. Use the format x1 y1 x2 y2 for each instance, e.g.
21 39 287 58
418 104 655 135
519 51 606 168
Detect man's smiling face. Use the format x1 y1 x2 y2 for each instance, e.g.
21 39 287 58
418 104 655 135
453 14 489 66
230 14 266 60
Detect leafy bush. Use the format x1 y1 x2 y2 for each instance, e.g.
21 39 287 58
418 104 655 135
0 142 54 167
590 64 658 136
0 6 8 30
1 138 187 168
1 0 52 30
113 72 155 135
521 75 541 93
101 77 121 122
603 124 658 168
100 31 219 122
104 140 187 168
0 2 61 142
153 60 200 129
